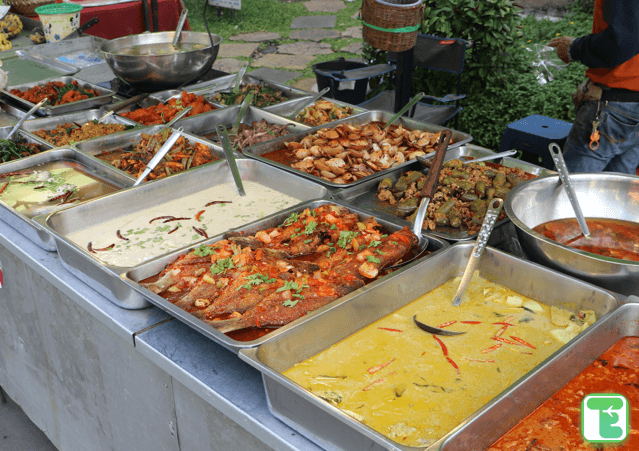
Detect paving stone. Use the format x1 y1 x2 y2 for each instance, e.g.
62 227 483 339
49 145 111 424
248 68 302 84
340 42 363 54
303 0 345 12
341 26 362 39
252 54 316 71
293 77 318 93
278 41 333 56
218 43 260 58
212 58 243 73
290 15 337 29
290 29 341 41
229 32 281 42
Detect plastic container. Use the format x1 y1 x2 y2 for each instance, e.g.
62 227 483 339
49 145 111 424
35 3 82 43
312 58 369 105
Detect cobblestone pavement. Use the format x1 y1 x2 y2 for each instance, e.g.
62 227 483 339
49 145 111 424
213 0 365 93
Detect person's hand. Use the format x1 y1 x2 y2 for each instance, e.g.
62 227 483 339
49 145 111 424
549 36 575 64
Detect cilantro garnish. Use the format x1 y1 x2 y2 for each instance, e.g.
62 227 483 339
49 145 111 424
304 221 317 235
366 255 381 264
236 273 276 291
329 223 338 230
210 257 234 276
337 231 358 248
283 299 299 308
367 240 382 248
282 212 300 227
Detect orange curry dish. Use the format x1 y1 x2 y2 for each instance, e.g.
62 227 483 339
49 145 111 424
10 80 102 106
120 91 216 125
488 336 639 451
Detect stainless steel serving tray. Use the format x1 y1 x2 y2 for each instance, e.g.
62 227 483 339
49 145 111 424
181 73 312 109
262 96 366 127
36 158 331 309
239 242 621 451
177 104 310 151
19 109 138 147
0 51 80 87
334 144 555 243
243 110 473 189
73 124 225 183
0 148 133 251
122 198 449 352
2 76 116 116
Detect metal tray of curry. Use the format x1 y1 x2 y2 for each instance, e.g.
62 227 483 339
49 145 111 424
0 148 133 251
35 158 331 309
120 199 449 352
2 76 116 116
73 124 224 183
239 242 620 451
242 111 472 189
19 109 138 147
334 144 555 242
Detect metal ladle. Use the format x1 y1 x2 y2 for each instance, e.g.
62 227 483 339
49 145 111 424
172 8 188 48
413 198 505 335
548 142 590 238
386 129 452 270
217 124 245 196
134 127 184 186
6 98 48 140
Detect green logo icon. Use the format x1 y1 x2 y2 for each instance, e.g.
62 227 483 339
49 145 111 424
582 394 629 443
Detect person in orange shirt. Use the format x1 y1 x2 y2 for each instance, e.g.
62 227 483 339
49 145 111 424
549 0 639 174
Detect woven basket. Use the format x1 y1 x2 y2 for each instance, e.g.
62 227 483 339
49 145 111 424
361 0 424 53
5 0 56 17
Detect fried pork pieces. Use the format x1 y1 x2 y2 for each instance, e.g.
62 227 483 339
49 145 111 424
143 205 417 335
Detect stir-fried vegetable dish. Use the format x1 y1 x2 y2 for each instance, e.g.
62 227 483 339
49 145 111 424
212 83 288 107
378 159 536 234
0 137 45 162
10 80 102 106
95 128 217 182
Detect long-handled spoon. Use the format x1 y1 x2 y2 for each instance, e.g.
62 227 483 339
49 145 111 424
548 142 590 238
172 8 188 48
232 61 249 94
217 124 245 196
462 149 518 164
383 92 425 130
6 98 48 140
286 87 330 120
97 110 114 124
413 197 504 336
230 90 254 136
134 127 184 186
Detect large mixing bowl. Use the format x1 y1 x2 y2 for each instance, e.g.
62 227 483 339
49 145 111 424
505 173 639 296
100 31 222 92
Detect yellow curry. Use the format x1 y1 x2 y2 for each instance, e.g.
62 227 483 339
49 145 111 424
283 274 596 447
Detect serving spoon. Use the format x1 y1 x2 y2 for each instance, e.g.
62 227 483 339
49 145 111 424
286 87 330 121
413 198 505 335
172 8 188 48
548 142 590 239
386 129 452 270
217 124 245 196
6 98 48 140
384 92 425 130
134 127 184 186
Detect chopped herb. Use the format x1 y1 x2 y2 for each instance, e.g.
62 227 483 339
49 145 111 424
337 231 358 248
133 228 150 235
310 210 316 217
304 238 312 244
155 225 172 232
375 249 384 255
276 280 299 293
292 293 305 300
366 255 381 264
236 273 276 291
330 223 338 230
210 257 234 276
282 212 300 227
391 241 398 245
283 299 299 308
304 221 318 235
367 240 382 248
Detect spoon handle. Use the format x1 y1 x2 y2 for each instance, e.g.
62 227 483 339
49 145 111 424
231 90 254 136
462 149 518 164
452 198 504 307
134 127 184 186
6 98 48 140
217 124 246 196
165 105 192 128
549 143 590 237
232 62 249 94
172 8 188 47
384 92 424 130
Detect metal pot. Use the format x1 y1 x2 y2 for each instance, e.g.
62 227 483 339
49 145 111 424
100 31 222 92
504 173 639 296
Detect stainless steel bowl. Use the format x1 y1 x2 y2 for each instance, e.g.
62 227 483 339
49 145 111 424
100 31 222 92
504 173 639 296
